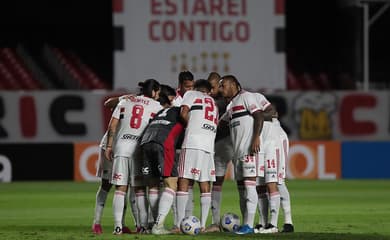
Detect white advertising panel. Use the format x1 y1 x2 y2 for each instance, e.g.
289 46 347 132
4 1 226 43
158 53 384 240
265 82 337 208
114 0 285 91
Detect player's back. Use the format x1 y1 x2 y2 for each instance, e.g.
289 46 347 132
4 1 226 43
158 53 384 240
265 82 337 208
141 106 183 146
181 90 218 153
113 95 162 156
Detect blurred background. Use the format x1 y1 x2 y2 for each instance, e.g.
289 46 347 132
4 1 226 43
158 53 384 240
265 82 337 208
0 0 389 182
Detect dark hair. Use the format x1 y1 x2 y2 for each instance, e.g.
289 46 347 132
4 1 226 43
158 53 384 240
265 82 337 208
138 79 160 97
158 84 176 105
194 79 212 92
207 72 221 82
178 71 194 84
221 74 241 91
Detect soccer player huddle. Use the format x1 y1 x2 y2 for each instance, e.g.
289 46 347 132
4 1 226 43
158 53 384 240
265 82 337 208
91 71 294 235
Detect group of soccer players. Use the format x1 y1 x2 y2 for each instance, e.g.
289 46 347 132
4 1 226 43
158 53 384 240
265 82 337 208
91 71 294 235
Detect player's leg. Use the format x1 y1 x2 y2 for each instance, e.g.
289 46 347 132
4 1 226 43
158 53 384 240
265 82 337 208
236 180 246 222
256 182 268 231
152 177 177 234
130 150 149 233
185 180 194 217
152 141 178 234
142 143 163 229
170 149 180 230
92 148 113 234
205 176 224 232
236 155 258 234
128 187 140 231
176 178 190 229
277 129 294 232
175 148 193 230
120 190 133 234
199 181 212 230
207 137 232 231
111 156 130 235
148 181 160 226
259 143 280 234
279 182 294 232
92 179 112 234
198 150 215 230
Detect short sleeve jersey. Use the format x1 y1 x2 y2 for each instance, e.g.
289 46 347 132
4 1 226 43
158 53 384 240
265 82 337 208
181 90 218 153
224 90 271 160
140 106 184 147
111 95 162 156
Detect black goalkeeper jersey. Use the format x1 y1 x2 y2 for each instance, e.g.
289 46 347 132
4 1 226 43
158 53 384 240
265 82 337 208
140 106 184 148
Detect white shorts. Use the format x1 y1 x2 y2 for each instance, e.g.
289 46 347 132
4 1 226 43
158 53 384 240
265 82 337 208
111 150 145 187
178 148 216 182
256 142 278 184
277 126 289 184
234 153 263 181
111 156 130 186
214 136 233 177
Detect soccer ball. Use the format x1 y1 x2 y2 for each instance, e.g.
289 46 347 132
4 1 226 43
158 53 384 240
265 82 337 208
180 215 201 235
220 212 240 232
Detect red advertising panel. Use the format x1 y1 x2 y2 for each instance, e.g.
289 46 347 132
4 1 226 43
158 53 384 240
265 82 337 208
288 141 341 179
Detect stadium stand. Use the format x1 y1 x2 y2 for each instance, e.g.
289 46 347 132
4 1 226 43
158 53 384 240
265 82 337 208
0 45 110 90
0 48 42 90
43 45 109 90
16 45 56 89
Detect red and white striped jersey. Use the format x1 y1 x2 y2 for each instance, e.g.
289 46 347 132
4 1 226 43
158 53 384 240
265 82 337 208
181 90 218 153
111 95 162 156
222 90 272 160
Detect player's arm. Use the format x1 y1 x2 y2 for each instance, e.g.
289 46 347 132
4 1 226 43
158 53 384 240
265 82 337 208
104 94 134 109
105 117 119 161
104 97 120 109
262 104 277 121
250 110 265 155
180 105 190 127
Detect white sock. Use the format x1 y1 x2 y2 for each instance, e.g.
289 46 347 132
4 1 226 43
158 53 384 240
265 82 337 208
185 187 194 217
136 191 148 228
279 184 293 224
237 184 246 221
200 192 211 228
122 191 128 226
148 189 159 224
156 188 175 227
148 204 154 227
171 196 178 226
269 192 281 227
244 180 258 228
129 188 139 227
211 185 222 224
93 187 108 224
258 192 269 226
113 190 126 229
176 191 189 227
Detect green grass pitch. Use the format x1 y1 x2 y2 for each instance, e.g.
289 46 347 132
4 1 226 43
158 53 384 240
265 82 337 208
0 180 390 240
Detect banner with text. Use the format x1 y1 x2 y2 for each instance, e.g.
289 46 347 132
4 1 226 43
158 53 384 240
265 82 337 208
1 91 390 143
114 0 286 91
